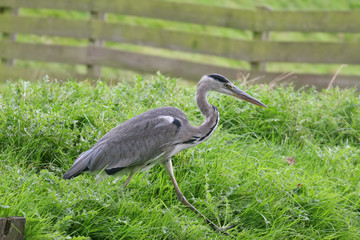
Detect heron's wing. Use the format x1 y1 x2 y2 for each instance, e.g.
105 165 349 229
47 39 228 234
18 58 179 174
91 116 180 169
63 115 182 179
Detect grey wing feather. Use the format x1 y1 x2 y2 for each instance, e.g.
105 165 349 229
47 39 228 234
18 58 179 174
62 149 94 179
63 107 186 179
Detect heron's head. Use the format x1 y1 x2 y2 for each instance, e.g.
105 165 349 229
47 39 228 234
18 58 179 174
200 74 267 108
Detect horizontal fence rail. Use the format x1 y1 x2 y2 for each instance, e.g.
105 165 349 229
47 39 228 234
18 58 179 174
1 0 360 32
1 15 360 65
0 0 360 89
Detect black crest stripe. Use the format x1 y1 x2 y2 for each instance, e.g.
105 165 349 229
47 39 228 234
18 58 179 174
208 74 230 83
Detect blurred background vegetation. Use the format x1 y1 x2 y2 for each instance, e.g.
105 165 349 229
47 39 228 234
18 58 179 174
1 0 360 86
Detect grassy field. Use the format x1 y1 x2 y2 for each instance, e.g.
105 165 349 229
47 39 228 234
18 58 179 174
1 74 359 239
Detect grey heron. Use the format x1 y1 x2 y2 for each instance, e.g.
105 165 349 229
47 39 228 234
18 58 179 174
63 74 267 233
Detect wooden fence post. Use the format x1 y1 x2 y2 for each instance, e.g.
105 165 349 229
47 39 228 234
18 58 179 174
87 11 107 78
0 217 26 240
250 5 272 72
0 7 18 66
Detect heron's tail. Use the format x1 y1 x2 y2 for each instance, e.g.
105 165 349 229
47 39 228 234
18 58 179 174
63 151 90 179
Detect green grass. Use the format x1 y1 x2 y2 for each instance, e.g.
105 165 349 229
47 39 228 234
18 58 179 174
1 74 359 239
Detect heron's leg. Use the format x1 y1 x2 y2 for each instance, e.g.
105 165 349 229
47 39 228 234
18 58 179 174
162 159 228 234
122 171 136 188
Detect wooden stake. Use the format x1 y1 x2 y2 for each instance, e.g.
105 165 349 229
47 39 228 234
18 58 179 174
0 7 18 66
0 217 26 240
87 11 107 78
250 5 272 72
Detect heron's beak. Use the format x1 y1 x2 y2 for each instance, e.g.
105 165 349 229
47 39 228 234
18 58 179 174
231 87 267 108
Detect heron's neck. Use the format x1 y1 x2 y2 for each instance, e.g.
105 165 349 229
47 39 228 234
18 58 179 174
195 83 219 140
196 83 213 118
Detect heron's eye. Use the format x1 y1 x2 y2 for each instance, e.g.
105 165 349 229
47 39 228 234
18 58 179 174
224 83 234 89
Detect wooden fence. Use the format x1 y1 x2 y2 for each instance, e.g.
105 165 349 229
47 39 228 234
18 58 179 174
0 0 360 89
